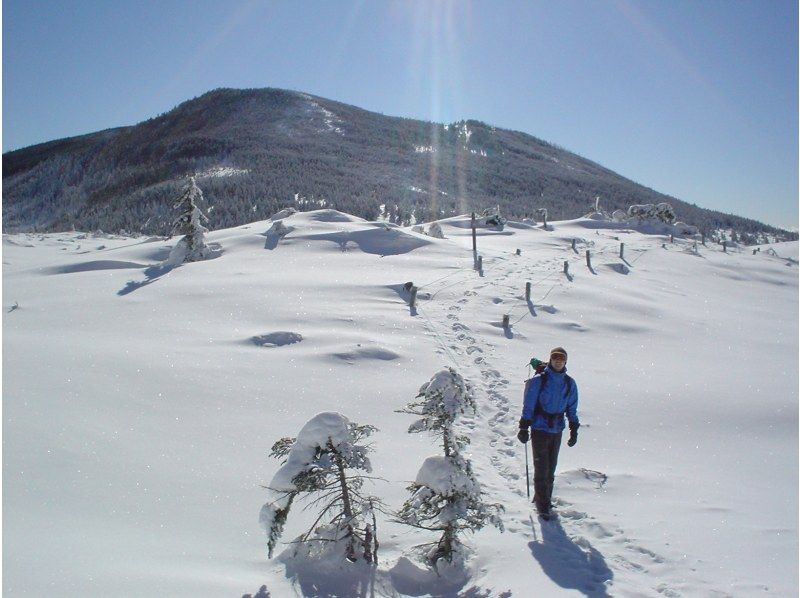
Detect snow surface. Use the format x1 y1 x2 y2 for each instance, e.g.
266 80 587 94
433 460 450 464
3 211 798 597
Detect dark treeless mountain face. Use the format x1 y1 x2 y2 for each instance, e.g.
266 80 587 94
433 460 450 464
2 87 792 241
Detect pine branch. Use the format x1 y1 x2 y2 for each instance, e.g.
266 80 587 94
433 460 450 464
300 497 341 543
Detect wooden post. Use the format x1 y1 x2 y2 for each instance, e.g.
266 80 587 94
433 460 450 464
701 232 706 246
410 286 418 308
723 241 727 253
477 255 483 272
502 314 510 328
471 212 477 253
620 243 625 259
571 238 576 251
670 233 674 244
585 250 591 268
525 282 531 300
563 260 569 275
543 214 548 229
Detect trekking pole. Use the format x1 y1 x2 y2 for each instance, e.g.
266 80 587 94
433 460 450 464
524 443 531 499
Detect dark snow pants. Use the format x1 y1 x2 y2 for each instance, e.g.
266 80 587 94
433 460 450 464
531 430 562 511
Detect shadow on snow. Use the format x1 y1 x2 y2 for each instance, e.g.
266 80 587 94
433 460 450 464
529 516 613 597
117 263 179 295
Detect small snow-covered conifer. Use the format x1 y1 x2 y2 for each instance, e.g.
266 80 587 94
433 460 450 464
259 412 379 563
427 222 445 239
396 368 503 566
398 367 475 457
170 176 210 262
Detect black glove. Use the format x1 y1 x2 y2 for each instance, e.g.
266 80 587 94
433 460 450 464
517 418 531 444
567 421 579 447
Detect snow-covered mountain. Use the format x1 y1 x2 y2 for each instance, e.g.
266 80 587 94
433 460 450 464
4 88 794 244
3 209 797 596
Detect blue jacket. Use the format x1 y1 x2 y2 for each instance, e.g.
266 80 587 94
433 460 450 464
521 366 579 433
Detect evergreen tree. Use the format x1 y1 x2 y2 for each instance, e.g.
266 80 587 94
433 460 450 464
170 176 210 262
396 368 503 567
259 412 380 563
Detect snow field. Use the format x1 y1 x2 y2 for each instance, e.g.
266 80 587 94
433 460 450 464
3 210 797 596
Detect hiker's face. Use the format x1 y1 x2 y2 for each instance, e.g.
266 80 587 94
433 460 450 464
550 355 566 372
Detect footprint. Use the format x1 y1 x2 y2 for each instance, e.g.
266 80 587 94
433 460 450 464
656 584 681 597
584 521 614 539
613 556 646 573
559 509 587 521
581 469 608 489
625 544 665 563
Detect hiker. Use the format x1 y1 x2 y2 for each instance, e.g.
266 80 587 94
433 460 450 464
517 347 579 518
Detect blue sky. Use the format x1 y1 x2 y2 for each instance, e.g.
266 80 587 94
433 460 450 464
3 0 797 229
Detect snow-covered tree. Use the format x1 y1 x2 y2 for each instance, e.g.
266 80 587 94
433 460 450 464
481 206 506 228
259 412 380 563
396 368 503 566
427 222 445 239
398 368 475 458
611 209 628 222
170 176 210 262
627 202 676 224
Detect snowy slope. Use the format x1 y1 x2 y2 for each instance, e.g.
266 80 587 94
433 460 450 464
3 210 797 597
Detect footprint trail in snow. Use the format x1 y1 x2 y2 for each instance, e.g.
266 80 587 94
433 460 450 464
421 247 715 597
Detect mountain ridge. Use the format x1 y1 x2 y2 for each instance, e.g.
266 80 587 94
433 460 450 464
3 87 793 242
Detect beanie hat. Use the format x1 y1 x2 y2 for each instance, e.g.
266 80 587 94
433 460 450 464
550 347 568 360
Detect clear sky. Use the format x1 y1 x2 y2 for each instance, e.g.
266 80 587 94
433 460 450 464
3 0 798 229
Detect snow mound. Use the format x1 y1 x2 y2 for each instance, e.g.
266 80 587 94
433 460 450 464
559 468 609 491
3 237 35 248
44 260 148 275
252 332 303 347
389 556 471 596
308 209 362 223
309 227 431 256
755 240 799 260
269 208 298 221
331 346 400 361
